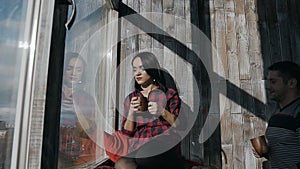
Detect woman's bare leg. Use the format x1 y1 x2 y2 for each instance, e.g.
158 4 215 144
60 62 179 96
115 157 138 169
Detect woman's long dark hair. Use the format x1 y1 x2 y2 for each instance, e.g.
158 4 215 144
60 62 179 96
131 52 178 92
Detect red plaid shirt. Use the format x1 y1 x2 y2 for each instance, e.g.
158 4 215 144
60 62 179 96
60 89 97 164
121 87 181 150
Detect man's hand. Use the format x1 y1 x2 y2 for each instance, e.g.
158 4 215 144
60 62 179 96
252 148 261 158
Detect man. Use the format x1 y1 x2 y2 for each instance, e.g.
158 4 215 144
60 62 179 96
261 61 300 169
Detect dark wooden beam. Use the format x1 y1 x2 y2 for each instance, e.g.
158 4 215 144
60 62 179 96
106 0 119 11
41 1 68 169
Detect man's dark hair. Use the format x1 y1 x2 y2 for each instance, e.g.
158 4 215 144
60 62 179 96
268 61 300 89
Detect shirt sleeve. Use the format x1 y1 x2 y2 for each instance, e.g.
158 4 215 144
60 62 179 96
296 112 300 138
166 88 181 117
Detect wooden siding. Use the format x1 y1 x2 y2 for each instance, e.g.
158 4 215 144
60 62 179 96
211 0 300 169
210 0 266 168
257 0 300 72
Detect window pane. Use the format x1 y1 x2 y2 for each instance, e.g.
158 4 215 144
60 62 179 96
58 1 118 168
0 0 29 168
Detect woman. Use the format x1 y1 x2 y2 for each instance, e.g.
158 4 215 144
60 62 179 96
114 52 184 169
59 52 99 168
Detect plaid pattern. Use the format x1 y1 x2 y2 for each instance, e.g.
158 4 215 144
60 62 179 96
59 89 97 165
60 126 82 161
73 90 96 122
121 87 181 150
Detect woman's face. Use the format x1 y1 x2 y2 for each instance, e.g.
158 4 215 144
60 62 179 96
132 57 152 86
65 57 84 86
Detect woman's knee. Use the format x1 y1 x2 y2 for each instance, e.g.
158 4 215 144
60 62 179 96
115 157 137 169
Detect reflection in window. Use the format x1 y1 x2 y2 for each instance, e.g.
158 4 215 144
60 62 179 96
58 0 119 167
58 53 103 168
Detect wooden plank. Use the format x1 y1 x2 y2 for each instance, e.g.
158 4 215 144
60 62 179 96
214 0 224 9
246 0 266 116
232 114 245 169
174 0 189 107
127 0 139 12
163 0 175 37
222 144 233 169
234 0 245 15
257 0 272 75
174 0 187 97
214 9 228 78
245 0 257 22
151 0 164 50
288 0 300 63
235 0 251 80
185 43 195 110
210 2 227 168
246 1 265 107
240 79 253 113
187 105 204 162
185 0 191 43
140 0 151 13
174 0 185 18
265 0 282 63
225 3 241 114
209 0 219 75
162 0 176 76
120 0 140 129
276 0 292 61
221 106 233 144
139 0 152 51
198 0 211 36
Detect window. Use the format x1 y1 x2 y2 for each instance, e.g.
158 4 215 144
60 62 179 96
0 0 55 168
57 1 119 168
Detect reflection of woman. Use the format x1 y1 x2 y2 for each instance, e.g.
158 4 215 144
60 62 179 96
59 52 98 168
114 52 184 169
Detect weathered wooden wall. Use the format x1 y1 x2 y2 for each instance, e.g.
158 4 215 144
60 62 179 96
210 0 266 168
211 0 300 169
257 0 300 72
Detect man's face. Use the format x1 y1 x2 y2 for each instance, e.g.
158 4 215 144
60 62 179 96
266 70 289 102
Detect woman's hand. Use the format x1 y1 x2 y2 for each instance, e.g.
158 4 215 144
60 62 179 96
148 101 164 116
129 96 140 114
124 96 140 131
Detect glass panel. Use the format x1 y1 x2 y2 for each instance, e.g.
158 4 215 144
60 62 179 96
0 0 29 168
58 0 118 168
